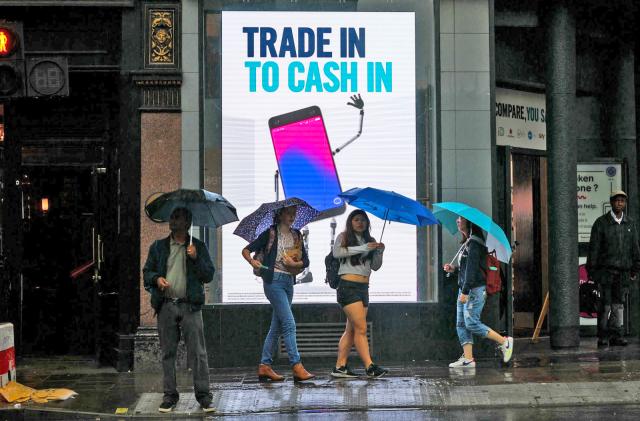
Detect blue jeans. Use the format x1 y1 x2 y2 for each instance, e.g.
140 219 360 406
261 272 301 366
456 286 490 346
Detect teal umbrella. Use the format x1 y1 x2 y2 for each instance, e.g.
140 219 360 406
433 202 512 263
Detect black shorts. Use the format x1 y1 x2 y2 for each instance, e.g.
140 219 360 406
337 279 369 308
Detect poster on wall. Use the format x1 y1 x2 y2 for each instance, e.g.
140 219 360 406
496 88 546 150
577 162 623 243
220 11 417 303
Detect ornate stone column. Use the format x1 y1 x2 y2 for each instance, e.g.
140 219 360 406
134 1 187 371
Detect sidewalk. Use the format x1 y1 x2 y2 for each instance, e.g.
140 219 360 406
2 337 640 419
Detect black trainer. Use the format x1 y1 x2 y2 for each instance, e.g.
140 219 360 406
198 398 216 413
331 365 358 378
158 399 177 413
610 337 628 346
365 363 388 378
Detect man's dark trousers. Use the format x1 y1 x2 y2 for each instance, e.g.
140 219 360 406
597 271 627 341
158 300 211 402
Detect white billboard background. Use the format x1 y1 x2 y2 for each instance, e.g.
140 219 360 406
221 12 416 303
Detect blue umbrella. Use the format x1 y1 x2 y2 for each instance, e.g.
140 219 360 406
338 187 439 241
432 202 512 263
233 197 320 242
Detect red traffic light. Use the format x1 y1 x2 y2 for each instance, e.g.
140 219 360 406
0 27 18 58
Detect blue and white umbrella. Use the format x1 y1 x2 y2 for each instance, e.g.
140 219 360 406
233 197 320 242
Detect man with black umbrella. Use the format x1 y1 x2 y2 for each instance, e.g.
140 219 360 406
143 207 216 413
587 191 640 347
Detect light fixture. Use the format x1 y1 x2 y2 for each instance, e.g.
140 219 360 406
41 197 49 213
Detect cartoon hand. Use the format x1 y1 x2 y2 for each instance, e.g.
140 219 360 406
347 94 364 110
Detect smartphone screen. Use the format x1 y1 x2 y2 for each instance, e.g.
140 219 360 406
269 106 345 219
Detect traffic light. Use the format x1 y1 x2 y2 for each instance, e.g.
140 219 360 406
26 56 69 98
0 22 25 99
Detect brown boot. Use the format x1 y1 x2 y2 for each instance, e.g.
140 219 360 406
258 364 284 382
292 362 315 382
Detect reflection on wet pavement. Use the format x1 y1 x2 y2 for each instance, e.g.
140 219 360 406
2 338 640 417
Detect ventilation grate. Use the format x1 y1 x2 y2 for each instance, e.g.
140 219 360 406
279 322 372 358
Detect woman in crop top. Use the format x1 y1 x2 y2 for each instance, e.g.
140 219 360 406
330 209 388 378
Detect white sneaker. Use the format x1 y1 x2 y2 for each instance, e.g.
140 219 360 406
500 336 514 363
450 355 464 365
449 357 475 368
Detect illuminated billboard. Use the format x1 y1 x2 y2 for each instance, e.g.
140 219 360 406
221 12 417 303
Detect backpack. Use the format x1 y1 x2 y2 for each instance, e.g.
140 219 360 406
324 252 341 289
485 250 502 295
579 280 599 318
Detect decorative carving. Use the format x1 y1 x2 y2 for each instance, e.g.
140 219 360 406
144 5 180 69
150 10 174 64
134 76 182 110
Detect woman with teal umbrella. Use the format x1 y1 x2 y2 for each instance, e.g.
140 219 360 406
441 214 514 368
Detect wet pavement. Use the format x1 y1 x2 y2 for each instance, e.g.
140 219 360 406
2 337 640 419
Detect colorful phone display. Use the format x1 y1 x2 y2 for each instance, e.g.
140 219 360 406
269 106 345 219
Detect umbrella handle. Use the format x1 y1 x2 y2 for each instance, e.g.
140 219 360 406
379 209 389 243
445 240 468 278
445 241 467 279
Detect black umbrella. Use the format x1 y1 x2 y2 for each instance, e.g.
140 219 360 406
145 188 238 228
233 197 320 242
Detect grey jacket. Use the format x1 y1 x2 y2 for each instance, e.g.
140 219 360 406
333 232 383 277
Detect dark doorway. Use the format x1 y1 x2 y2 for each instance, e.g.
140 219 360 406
19 166 97 355
1 70 122 363
511 152 548 336
13 156 118 359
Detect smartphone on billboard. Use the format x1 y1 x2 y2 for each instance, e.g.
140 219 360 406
269 106 346 220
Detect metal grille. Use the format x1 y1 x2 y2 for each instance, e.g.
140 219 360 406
141 85 181 110
279 322 372 358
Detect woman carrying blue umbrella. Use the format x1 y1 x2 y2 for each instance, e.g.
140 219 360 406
443 216 513 368
241 205 316 382
331 209 388 378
